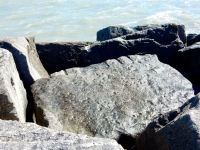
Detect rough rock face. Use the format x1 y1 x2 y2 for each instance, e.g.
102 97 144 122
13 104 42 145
0 36 49 122
176 42 200 87
0 36 49 88
36 42 92 74
31 54 194 140
97 24 186 45
82 38 184 66
97 25 134 41
187 33 200 46
135 93 200 150
0 48 27 122
0 119 123 150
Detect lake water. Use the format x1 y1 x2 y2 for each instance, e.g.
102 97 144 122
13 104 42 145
0 0 200 42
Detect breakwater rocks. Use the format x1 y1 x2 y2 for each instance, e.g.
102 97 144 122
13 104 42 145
0 23 200 149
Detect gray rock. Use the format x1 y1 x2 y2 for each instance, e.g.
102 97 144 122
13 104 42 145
0 48 27 122
187 33 200 46
0 36 49 88
135 93 200 150
0 36 49 122
97 25 134 41
31 54 194 140
97 24 186 45
82 38 184 66
0 119 123 150
176 42 200 88
36 42 92 74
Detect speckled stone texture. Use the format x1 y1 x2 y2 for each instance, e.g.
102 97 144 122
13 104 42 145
0 48 27 122
135 93 200 150
0 119 123 150
32 54 194 140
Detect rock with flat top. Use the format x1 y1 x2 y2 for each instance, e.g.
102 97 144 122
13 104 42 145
97 24 186 45
187 33 200 46
32 54 194 141
0 48 27 122
135 93 200 150
0 119 123 150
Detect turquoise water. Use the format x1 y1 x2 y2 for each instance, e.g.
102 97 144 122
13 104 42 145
0 0 200 42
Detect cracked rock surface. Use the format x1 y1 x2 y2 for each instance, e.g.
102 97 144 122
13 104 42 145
32 54 194 140
0 48 27 122
0 119 123 150
135 93 200 150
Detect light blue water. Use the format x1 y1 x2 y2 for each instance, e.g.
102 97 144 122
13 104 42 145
0 0 200 42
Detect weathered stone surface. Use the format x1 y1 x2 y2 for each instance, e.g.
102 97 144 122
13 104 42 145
176 42 200 87
135 93 200 150
32 54 194 140
0 48 27 122
97 25 134 41
187 33 200 46
82 38 184 66
36 42 92 74
0 36 49 122
0 119 123 150
0 36 49 88
97 24 186 45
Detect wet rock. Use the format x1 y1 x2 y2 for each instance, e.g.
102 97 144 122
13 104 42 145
187 33 200 46
97 24 186 45
0 48 27 122
0 36 49 122
82 38 184 66
135 93 200 150
36 42 92 74
31 54 194 141
176 42 200 88
0 119 123 150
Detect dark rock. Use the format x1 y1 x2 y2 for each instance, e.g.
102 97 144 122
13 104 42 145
31 54 194 141
187 33 200 46
176 42 200 88
135 93 200 150
97 24 186 45
97 25 134 41
36 42 93 74
0 119 123 150
0 48 27 122
0 36 49 122
82 38 184 66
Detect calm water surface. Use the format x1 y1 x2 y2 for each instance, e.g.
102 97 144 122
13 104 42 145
0 0 200 42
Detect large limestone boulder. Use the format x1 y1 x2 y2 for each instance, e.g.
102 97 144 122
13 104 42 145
82 38 184 66
0 48 27 122
36 42 92 74
176 42 200 87
31 54 194 141
0 119 123 150
0 36 49 121
0 36 49 88
97 24 186 45
135 93 200 150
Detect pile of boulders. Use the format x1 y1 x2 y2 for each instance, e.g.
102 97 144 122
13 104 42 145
0 23 200 150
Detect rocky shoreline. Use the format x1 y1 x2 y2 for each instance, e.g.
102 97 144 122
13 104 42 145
0 23 200 150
